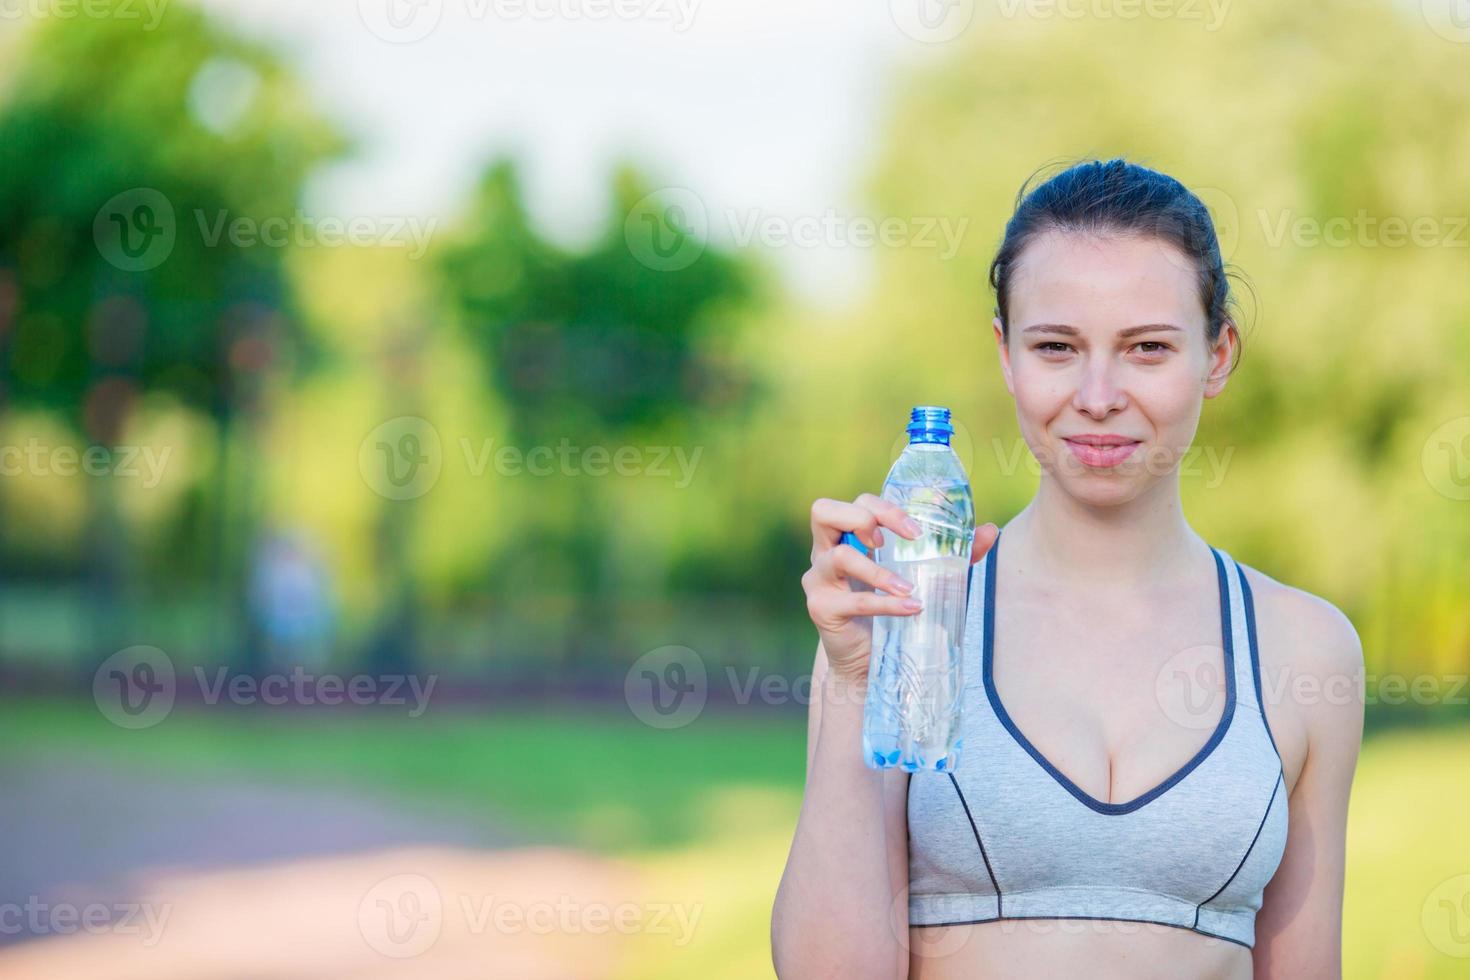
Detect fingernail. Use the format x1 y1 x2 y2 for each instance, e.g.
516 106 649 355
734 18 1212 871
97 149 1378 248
902 518 922 537
902 597 923 611
892 577 915 595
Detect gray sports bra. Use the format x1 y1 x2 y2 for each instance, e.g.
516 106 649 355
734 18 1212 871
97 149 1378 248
907 529 1288 949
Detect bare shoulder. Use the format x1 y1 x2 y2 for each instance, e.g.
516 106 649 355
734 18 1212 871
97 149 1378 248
1236 562 1365 795
1238 563 1364 675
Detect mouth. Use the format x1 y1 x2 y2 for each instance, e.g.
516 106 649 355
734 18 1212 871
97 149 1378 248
1062 437 1142 468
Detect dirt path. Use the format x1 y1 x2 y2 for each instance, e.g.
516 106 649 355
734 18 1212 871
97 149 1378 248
0 756 644 979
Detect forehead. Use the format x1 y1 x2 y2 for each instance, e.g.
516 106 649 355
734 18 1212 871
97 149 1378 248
1008 229 1203 331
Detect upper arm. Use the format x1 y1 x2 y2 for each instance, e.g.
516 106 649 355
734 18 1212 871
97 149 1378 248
1253 591 1365 978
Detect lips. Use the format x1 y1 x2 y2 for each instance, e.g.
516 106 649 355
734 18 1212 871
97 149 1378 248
1063 434 1140 447
1063 436 1141 468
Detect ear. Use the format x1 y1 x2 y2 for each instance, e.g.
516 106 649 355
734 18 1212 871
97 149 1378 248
1203 320 1237 399
994 316 1014 396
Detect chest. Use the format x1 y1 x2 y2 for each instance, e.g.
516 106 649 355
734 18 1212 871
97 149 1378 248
988 585 1235 806
988 575 1307 803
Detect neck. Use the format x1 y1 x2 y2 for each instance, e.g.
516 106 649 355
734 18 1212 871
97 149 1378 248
1004 474 1205 592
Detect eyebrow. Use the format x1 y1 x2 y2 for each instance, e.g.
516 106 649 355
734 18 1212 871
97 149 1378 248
1019 323 1185 339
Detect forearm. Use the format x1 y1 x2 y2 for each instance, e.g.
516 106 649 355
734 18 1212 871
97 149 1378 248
772 671 905 980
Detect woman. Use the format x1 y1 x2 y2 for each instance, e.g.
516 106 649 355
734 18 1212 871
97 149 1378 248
771 159 1364 979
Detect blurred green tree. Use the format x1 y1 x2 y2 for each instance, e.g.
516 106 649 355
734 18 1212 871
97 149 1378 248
439 160 757 669
0 6 345 672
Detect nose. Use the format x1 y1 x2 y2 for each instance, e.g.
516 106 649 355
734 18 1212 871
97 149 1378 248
1071 355 1128 419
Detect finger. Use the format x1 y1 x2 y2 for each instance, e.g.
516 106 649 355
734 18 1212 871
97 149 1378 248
810 497 884 552
828 589 924 620
970 522 1000 565
831 541 916 595
853 493 923 540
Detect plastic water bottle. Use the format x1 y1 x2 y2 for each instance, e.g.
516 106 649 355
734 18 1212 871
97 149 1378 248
858 406 974 772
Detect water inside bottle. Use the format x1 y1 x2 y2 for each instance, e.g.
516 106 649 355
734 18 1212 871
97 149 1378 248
861 465 973 772
862 554 968 771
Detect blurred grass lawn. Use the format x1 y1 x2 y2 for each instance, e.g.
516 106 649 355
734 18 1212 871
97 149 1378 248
1 701 1466 978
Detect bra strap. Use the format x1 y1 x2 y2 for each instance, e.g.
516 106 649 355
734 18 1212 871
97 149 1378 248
1216 549 1262 715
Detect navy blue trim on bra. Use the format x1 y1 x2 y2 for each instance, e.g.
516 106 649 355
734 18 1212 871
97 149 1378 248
980 528 1238 815
947 773 1003 915
1234 562 1284 768
1194 770 1283 927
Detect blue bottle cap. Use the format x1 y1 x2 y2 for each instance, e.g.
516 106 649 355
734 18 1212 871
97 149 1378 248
907 405 953 446
839 531 870 557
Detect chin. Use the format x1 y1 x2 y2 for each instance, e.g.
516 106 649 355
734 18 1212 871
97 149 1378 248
1060 476 1142 503
1052 451 1155 503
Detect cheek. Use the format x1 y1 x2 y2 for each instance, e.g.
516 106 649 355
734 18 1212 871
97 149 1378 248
1013 385 1066 438
1011 363 1072 417
1136 372 1206 427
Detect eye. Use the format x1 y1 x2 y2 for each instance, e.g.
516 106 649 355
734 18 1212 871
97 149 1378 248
1036 342 1073 354
1133 341 1171 355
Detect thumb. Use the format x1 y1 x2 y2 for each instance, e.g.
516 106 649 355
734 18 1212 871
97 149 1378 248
970 522 999 565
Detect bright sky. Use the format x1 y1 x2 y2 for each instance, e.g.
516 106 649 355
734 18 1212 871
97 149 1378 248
194 0 967 304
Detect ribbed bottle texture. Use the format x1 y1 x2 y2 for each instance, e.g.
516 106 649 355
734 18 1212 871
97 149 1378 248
861 406 974 772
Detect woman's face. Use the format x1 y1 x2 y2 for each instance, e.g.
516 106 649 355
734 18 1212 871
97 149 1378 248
995 229 1236 505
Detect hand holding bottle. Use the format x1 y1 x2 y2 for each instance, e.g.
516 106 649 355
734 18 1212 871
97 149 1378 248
802 494 998 685
802 493 929 684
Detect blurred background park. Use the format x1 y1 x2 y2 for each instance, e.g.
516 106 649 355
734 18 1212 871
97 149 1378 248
0 0 1468 977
